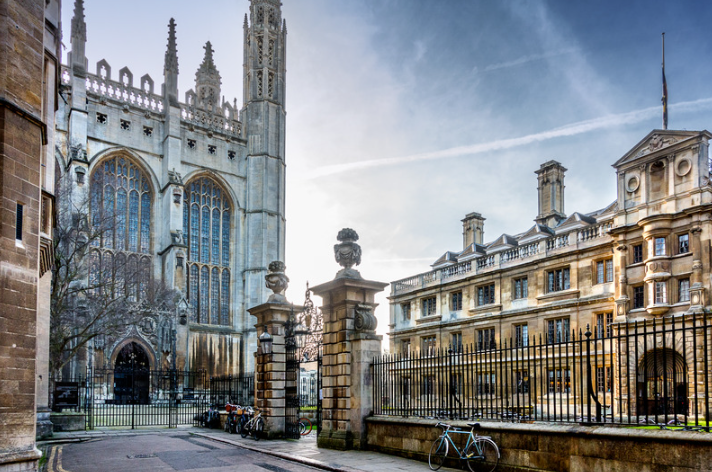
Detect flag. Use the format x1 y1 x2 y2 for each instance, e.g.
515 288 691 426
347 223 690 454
662 33 668 130
662 65 668 129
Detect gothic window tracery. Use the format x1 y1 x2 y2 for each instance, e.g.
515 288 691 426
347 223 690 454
89 156 153 301
183 177 232 325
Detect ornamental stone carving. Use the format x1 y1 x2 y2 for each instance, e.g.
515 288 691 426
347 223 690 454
265 260 289 303
354 304 377 333
334 228 362 279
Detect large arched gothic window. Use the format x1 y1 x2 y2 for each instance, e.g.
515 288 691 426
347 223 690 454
183 177 231 325
89 156 153 301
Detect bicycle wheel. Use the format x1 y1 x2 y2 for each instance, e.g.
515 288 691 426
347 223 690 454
465 438 499 472
428 436 448 471
240 420 249 438
299 417 312 435
253 417 263 440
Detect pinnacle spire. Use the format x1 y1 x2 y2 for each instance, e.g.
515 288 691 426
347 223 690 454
71 0 86 42
199 42 217 73
195 41 221 111
164 18 178 74
244 13 249 27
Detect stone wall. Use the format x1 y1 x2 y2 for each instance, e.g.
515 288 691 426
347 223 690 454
366 417 712 472
0 0 49 469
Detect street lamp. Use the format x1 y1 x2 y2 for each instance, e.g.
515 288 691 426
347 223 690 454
259 326 273 355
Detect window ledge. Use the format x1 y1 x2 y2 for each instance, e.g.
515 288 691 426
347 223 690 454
469 304 502 315
536 289 580 301
416 314 440 324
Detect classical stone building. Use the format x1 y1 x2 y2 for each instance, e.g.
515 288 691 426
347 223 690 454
0 0 62 468
389 129 711 417
56 0 287 379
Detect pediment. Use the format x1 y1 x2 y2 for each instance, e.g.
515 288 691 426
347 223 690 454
518 224 554 244
486 234 518 253
555 212 596 232
431 251 459 268
590 201 617 220
613 129 708 169
458 243 487 261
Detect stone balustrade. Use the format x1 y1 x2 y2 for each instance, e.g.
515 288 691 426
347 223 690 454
391 221 614 295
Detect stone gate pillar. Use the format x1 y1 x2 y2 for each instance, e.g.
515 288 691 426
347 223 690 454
311 229 387 450
249 261 294 439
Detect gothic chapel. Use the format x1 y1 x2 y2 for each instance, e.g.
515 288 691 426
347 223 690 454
57 0 287 377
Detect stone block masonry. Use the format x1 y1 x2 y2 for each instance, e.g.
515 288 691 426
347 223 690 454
0 0 59 468
366 416 712 472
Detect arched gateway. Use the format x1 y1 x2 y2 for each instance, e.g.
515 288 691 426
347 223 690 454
637 348 688 416
114 342 150 404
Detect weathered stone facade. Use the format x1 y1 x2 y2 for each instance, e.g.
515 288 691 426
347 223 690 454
56 0 287 378
389 129 712 416
0 0 61 468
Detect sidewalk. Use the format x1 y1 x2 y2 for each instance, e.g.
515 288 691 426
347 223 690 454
43 426 460 472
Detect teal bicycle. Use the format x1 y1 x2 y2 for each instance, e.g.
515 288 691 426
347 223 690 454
428 422 500 472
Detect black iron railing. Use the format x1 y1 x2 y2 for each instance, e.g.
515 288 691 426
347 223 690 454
209 372 254 407
374 314 712 429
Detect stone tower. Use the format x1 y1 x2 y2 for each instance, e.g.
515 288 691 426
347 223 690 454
242 0 288 359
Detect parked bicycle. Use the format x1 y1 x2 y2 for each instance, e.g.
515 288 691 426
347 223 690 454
240 406 264 440
428 422 499 472
224 403 243 434
298 417 312 436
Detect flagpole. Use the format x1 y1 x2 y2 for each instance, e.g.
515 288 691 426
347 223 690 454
662 32 668 130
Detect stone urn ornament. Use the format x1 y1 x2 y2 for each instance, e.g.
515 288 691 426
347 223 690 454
334 228 362 279
265 260 289 303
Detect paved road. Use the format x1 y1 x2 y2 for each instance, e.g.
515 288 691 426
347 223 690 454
46 432 323 472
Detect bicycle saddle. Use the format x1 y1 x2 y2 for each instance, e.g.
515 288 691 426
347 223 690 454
467 423 481 430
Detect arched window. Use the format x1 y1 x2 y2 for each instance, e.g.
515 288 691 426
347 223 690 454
89 156 153 301
183 177 231 325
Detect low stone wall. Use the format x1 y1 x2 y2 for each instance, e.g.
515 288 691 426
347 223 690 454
50 413 86 432
365 416 712 472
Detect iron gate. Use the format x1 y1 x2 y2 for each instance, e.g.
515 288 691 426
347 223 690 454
284 284 323 439
87 367 207 429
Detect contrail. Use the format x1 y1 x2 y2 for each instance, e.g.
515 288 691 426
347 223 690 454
482 48 579 72
297 97 712 181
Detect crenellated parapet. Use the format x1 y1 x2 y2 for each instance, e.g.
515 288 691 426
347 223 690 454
60 62 243 140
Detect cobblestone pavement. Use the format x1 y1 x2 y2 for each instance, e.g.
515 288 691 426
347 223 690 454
41 427 461 472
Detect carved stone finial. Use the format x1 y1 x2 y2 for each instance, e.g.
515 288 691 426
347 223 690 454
164 18 179 74
265 261 289 303
334 228 362 279
195 41 222 112
71 0 86 42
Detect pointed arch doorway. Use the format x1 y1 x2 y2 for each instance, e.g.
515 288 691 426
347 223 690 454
114 342 151 404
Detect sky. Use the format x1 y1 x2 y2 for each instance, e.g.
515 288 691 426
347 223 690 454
62 0 712 345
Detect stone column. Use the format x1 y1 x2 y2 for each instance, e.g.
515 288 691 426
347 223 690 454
311 229 387 450
689 226 705 312
614 244 628 322
248 261 293 439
